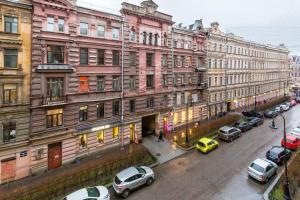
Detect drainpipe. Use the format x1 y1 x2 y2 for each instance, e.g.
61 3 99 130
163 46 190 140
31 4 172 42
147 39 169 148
171 27 175 131
120 15 125 150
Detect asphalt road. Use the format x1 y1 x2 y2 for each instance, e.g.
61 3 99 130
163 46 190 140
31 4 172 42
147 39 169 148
110 105 300 200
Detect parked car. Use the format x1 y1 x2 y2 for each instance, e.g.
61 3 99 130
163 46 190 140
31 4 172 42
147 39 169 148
280 104 289 111
246 117 264 127
62 186 110 200
281 134 300 150
248 158 277 183
264 110 278 118
291 127 300 139
242 111 264 119
218 126 242 142
266 146 292 165
196 137 219 153
290 99 297 106
273 106 283 113
234 120 252 132
113 166 154 198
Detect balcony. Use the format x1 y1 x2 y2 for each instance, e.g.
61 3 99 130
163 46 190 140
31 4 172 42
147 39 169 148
42 95 68 106
195 66 207 72
197 82 208 89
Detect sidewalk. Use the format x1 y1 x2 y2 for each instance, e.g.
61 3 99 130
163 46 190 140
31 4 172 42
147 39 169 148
0 144 156 200
142 135 185 164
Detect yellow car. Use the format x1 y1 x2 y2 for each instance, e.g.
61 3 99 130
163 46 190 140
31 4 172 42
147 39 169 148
196 137 219 153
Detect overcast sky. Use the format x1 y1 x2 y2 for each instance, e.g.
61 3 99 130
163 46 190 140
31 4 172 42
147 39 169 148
78 0 300 54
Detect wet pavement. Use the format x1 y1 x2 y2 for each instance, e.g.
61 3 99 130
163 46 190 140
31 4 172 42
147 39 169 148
110 105 300 200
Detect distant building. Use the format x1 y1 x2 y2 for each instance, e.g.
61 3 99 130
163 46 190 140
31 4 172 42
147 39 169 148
0 0 32 184
290 55 300 86
206 22 290 115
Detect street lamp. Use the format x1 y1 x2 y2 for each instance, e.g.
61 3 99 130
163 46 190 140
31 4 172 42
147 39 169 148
269 113 292 200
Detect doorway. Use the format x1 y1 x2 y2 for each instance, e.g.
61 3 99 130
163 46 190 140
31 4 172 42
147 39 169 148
48 142 62 170
227 102 231 112
142 115 157 137
130 124 135 143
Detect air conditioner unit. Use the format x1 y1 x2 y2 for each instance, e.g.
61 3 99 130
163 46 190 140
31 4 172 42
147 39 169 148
35 148 44 160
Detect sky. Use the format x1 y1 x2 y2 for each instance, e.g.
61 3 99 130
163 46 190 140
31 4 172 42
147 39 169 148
78 0 300 55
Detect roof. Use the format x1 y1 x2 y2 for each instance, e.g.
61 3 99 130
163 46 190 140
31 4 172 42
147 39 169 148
287 134 297 141
253 158 271 168
270 146 284 154
220 126 233 131
66 188 89 200
198 137 213 144
116 167 139 181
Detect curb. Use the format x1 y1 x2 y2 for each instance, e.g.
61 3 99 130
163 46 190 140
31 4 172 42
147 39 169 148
263 150 299 200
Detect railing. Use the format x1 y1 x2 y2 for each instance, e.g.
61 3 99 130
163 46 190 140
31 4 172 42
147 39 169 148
42 95 68 105
197 82 208 89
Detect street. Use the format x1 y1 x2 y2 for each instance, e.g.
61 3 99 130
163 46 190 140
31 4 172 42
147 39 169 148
110 105 300 200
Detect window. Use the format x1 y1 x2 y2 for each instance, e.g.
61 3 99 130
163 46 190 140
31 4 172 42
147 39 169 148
97 103 104 119
173 55 177 66
112 76 120 91
58 18 64 32
46 109 63 128
181 56 185 67
3 122 16 143
163 74 168 87
143 32 147 45
113 101 120 116
96 76 105 92
208 77 212 87
208 59 211 68
147 97 154 108
129 52 136 66
3 84 17 104
149 33 153 45
4 49 18 68
80 48 88 65
97 130 104 143
154 33 159 46
112 27 120 40
47 46 64 64
4 16 18 33
113 127 119 138
112 50 119 65
79 76 88 93
47 16 54 32
146 53 153 66
162 55 168 67
188 56 192 67
97 49 105 65
129 76 136 90
130 99 135 113
79 106 88 121
97 25 105 37
80 22 88 35
130 30 136 42
146 75 154 88
79 133 87 148
47 78 64 99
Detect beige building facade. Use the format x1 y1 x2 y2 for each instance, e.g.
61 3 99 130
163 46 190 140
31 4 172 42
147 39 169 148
207 22 290 117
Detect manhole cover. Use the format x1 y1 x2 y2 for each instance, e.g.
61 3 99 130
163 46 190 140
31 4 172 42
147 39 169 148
156 153 161 157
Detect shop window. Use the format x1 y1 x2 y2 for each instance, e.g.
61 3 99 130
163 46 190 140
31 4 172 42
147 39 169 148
3 122 16 143
46 109 63 128
97 130 104 143
113 127 119 138
79 133 87 148
79 105 88 121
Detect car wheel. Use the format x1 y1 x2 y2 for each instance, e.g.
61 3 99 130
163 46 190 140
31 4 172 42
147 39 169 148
122 189 130 199
146 177 154 186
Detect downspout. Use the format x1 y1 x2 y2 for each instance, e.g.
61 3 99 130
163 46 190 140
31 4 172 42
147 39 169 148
120 15 125 150
171 27 175 130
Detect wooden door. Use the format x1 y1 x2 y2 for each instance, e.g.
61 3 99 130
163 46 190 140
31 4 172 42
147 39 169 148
48 142 62 170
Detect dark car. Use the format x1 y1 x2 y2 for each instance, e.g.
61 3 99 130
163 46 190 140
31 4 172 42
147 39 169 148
266 146 292 165
296 97 300 103
264 110 278 118
246 117 264 127
242 111 264 119
234 120 252 132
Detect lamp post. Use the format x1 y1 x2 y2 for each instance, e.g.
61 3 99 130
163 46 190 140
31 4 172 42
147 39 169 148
270 114 292 200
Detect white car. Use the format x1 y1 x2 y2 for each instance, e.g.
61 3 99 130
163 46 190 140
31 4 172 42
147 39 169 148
248 158 277 183
280 104 289 111
62 186 110 200
291 128 300 139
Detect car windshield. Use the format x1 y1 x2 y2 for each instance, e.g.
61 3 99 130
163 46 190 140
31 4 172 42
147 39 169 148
198 142 206 147
269 150 279 158
286 139 294 143
86 187 100 197
251 163 264 173
114 176 122 184
220 130 226 134
136 167 146 174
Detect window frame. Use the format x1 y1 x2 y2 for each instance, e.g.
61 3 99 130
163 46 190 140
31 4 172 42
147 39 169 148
97 102 105 119
47 45 64 64
80 22 89 35
79 105 88 122
146 74 154 88
112 101 120 116
79 48 89 65
4 49 18 68
3 84 17 104
46 109 63 128
129 99 136 113
58 17 65 32
146 53 154 67
47 16 54 32
2 122 16 143
97 24 105 37
96 76 105 92
112 50 120 66
4 16 18 33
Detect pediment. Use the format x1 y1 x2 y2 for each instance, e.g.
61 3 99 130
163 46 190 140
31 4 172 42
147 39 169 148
44 0 76 8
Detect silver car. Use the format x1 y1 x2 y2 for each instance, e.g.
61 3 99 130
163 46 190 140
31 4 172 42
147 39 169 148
218 126 242 142
113 166 155 198
248 158 277 183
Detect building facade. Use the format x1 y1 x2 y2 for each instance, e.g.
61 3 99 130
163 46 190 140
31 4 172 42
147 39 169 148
207 22 290 116
0 0 32 184
291 55 300 86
